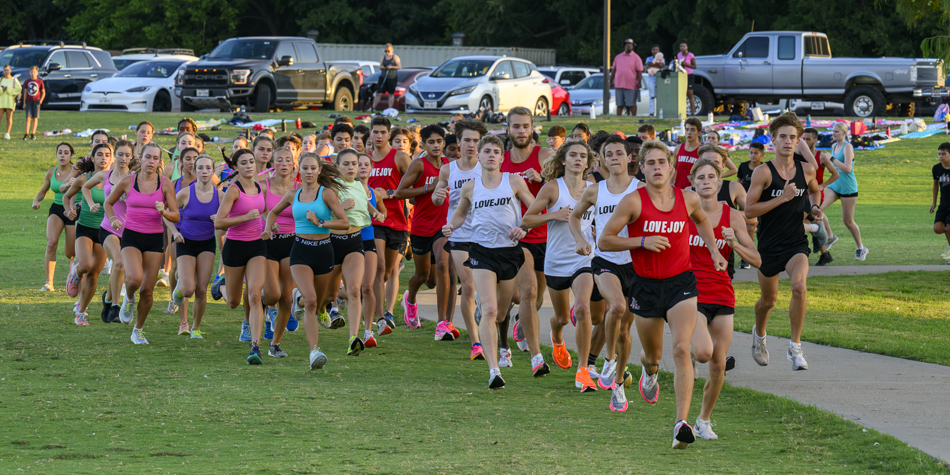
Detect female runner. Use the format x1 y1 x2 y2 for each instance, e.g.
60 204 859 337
260 146 298 357
32 142 77 291
164 147 199 316
357 153 388 340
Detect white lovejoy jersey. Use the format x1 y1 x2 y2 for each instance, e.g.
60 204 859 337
470 173 522 249
594 177 640 264
446 160 482 243
544 178 593 277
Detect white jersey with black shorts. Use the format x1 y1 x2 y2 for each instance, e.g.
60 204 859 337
465 173 525 281
592 178 639 297
544 178 597 298
445 160 482 254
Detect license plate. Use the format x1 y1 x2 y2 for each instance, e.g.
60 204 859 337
424 101 437 109
811 102 825 110
98 97 111 104
196 89 210 97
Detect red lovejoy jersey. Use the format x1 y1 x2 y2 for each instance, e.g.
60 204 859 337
628 187 690 279
368 148 408 231
502 146 546 243
411 155 449 236
689 203 734 307
674 143 700 189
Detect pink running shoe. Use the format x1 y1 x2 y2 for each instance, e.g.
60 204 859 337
434 321 454 341
402 291 420 328
74 313 90 326
66 263 81 298
470 344 485 360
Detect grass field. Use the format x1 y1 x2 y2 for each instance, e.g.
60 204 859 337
1 111 949 472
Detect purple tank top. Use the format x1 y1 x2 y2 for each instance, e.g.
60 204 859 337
180 182 219 241
100 170 126 236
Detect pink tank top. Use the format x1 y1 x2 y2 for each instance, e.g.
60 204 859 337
124 172 166 234
100 170 126 236
226 181 266 241
266 178 296 235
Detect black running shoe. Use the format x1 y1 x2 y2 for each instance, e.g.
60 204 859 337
724 355 736 372
108 305 121 323
489 373 506 389
816 251 834 267
101 291 111 323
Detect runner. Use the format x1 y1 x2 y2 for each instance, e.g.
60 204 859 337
570 135 640 410
820 122 867 261
696 144 754 276
395 124 455 336
275 134 302 161
687 157 761 440
745 112 825 371
571 123 591 143
165 133 197 181
931 142 950 259
546 125 566 152
330 124 354 155
432 119 488 360
133 121 154 159
522 139 603 392
599 139 726 448
356 153 388 341
171 154 222 339
260 147 299 355
62 143 115 326
164 147 199 316
367 117 411 331
32 142 77 292
266 152 350 368
800 127 838 266
444 134 460 160
83 140 134 323
673 118 703 189
213 148 270 363
443 135 536 389
353 125 370 154
302 133 317 154
502 107 556 378
105 142 180 345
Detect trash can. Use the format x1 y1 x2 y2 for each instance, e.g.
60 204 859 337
655 70 686 119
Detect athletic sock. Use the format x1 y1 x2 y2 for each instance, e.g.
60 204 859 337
809 223 819 233
472 342 482 349
790 341 802 350
331 306 338 314
530 353 544 368
588 353 598 366
363 330 373 340
489 367 501 377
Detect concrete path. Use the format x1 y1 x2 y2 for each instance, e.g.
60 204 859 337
411 263 950 462
732 264 948 282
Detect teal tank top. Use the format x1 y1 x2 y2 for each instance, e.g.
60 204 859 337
827 143 858 195
293 187 332 234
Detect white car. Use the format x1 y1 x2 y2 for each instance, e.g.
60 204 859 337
112 49 198 70
406 56 554 116
537 66 600 87
80 59 194 112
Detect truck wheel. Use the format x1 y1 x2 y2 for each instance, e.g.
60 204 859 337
692 84 715 116
333 88 353 111
844 86 885 118
899 102 916 118
730 102 748 117
181 99 196 112
254 85 272 113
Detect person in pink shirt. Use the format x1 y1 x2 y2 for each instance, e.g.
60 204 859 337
611 39 644 117
677 40 697 115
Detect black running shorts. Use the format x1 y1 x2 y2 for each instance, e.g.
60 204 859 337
467 243 525 282
628 271 698 320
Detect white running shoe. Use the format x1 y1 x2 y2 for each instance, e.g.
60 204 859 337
104 258 112 275
120 283 127 298
695 418 718 440
172 281 184 306
309 348 327 370
825 233 839 251
4 133 10 140
164 300 179 314
40 281 54 292
157 271 169 287
130 328 149 345
855 246 869 261
609 384 628 412
291 288 304 319
588 364 600 380
787 344 809 370
751 325 769 366
74 312 90 326
498 348 513 367
516 340 529 352
119 293 135 324
599 359 617 390
941 247 950 260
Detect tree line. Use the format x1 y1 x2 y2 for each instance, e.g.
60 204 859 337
2 0 945 64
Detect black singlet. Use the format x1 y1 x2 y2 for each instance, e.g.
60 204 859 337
756 159 808 252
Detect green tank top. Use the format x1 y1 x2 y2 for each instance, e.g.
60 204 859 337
170 149 182 181
77 172 104 229
49 168 68 205
337 179 371 228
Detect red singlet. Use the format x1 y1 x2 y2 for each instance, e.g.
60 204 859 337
368 148 408 231
502 146 546 243
688 203 734 307
674 143 700 189
627 187 690 279
411 155 449 236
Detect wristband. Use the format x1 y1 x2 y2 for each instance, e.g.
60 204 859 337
424 184 429 193
641 236 645 248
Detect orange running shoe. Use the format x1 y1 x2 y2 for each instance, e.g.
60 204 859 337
364 335 378 348
446 321 461 339
551 331 572 369
575 366 598 393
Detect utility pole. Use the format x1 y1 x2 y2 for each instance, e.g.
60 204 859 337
602 0 611 111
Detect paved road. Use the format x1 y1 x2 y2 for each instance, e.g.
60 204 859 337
411 264 950 462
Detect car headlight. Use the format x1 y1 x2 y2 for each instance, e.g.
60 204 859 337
231 69 251 85
126 86 151 93
84 85 92 93
448 86 476 96
408 85 419 96
175 70 185 86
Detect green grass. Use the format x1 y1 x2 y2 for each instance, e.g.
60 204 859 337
735 271 950 366
1 111 949 472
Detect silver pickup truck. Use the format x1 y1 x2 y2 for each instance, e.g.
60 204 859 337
691 31 947 118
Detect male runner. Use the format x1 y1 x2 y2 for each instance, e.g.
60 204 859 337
600 139 726 448
672 118 703 189
745 112 824 371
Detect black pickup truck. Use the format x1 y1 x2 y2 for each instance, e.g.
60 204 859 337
175 37 361 112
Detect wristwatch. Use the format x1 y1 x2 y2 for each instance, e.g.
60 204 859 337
387 189 394 198
318 218 325 227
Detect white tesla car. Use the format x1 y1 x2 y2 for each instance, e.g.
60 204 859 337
80 59 194 112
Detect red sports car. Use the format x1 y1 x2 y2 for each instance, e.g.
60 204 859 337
542 74 572 116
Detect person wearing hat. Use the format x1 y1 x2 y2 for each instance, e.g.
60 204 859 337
611 39 644 117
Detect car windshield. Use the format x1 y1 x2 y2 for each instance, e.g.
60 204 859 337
208 39 277 60
113 59 141 71
0 49 47 69
116 60 185 78
430 59 494 78
574 75 603 90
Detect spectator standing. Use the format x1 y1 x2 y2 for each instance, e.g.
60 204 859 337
611 39 644 116
0 65 22 140
377 43 401 110
644 45 665 117
677 40 697 116
22 66 45 140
